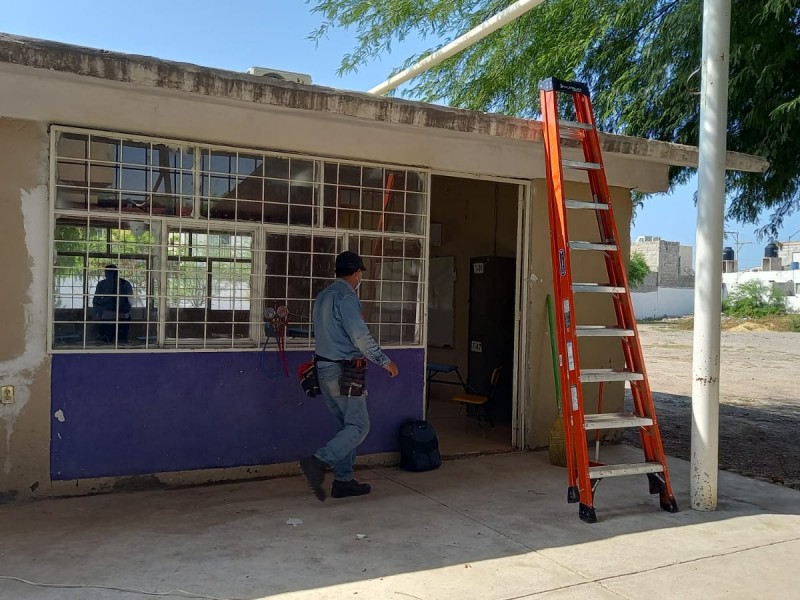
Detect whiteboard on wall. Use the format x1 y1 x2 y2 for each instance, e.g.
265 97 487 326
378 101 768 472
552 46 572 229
428 256 455 347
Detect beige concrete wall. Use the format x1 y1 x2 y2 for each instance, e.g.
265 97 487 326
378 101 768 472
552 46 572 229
0 118 51 500
526 180 632 448
427 176 519 380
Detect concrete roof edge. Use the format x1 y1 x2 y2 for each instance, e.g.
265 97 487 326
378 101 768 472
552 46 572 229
0 33 769 174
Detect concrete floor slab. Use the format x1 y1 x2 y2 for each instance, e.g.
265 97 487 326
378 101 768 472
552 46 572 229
1 449 799 600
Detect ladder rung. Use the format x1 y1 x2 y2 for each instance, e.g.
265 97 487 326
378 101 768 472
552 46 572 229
565 199 609 211
558 120 594 141
589 462 664 479
572 284 627 294
583 412 652 430
569 241 617 251
580 370 644 383
562 159 602 171
576 326 634 337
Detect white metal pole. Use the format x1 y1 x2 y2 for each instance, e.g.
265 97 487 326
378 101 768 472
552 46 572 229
691 0 732 511
368 0 547 95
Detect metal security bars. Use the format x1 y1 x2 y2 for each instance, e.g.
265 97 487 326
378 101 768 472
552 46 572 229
49 127 428 352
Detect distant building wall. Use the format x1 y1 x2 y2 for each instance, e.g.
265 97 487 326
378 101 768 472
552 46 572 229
631 236 694 290
778 241 800 269
632 287 695 319
722 270 800 313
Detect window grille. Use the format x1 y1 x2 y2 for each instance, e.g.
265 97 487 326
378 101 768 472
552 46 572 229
50 127 428 352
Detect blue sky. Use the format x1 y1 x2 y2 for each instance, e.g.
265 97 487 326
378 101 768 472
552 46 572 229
3 0 797 269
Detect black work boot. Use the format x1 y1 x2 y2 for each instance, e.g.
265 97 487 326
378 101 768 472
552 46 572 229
331 479 372 498
299 455 328 501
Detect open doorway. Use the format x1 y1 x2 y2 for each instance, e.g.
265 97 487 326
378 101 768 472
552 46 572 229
425 174 525 456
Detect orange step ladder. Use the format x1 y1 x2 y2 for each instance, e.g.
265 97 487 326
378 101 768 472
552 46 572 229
539 77 679 523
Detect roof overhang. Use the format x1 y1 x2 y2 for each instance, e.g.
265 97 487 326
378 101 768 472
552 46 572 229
0 33 768 183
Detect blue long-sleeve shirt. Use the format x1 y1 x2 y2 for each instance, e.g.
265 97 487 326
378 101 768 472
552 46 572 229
312 278 391 367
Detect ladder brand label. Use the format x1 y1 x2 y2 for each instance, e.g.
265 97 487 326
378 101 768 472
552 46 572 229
570 385 579 411
567 341 575 371
559 249 566 275
563 299 572 329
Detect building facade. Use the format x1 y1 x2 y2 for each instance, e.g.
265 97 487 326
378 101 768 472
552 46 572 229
0 34 767 500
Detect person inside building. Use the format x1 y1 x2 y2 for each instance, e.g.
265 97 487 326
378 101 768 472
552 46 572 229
299 250 399 501
93 264 133 343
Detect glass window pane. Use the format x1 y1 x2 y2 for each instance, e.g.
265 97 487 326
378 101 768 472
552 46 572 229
120 167 149 192
361 189 384 212
291 159 315 182
287 277 310 299
56 188 87 210
288 252 311 276
362 166 384 189
205 150 236 174
289 206 314 226
238 154 263 177
57 133 87 159
379 324 401 346
407 171 425 192
57 161 88 187
401 324 420 345
324 162 337 184
90 137 119 162
121 141 148 165
339 164 361 186
265 156 290 179
288 235 311 254
266 179 289 204
90 164 117 189
386 170 407 191
236 176 263 201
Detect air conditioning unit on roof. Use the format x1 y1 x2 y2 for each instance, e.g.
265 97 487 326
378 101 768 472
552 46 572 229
247 67 312 85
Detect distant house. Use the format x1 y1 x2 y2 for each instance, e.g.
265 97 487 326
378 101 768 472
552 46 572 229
630 236 695 318
722 241 800 313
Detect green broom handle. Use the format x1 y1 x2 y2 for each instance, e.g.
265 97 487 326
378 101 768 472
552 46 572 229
546 294 562 413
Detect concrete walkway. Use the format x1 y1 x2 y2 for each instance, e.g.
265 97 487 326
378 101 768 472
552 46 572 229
1 446 799 600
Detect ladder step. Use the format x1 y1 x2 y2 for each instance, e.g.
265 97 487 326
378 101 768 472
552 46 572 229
558 120 594 141
584 411 652 430
562 159 602 171
576 325 635 337
589 462 664 479
565 199 609 211
569 241 617 251
580 369 644 383
572 283 627 294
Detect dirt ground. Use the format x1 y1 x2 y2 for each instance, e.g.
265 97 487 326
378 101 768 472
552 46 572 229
622 323 800 490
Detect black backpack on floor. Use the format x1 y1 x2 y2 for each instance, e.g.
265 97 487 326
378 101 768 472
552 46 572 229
399 419 441 472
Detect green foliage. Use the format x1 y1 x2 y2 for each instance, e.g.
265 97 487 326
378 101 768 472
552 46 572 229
787 315 800 332
309 0 800 235
723 280 786 318
628 251 651 288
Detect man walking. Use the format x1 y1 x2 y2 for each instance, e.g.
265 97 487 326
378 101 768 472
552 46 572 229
300 250 399 501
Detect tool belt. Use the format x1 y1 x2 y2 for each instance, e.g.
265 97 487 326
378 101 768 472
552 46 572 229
298 358 321 398
339 358 367 397
315 355 368 397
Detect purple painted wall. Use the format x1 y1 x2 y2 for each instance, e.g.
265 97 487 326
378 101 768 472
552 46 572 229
51 349 424 480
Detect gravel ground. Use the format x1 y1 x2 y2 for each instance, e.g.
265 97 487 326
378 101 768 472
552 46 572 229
622 323 800 490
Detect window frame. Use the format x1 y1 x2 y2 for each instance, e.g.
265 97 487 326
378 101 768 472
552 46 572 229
48 126 430 353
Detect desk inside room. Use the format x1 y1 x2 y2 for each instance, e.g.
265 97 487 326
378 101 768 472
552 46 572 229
425 362 467 408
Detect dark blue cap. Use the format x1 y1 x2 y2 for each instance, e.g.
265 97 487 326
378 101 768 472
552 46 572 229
335 251 366 275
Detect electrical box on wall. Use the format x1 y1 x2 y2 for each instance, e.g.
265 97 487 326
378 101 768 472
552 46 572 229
1 385 14 404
